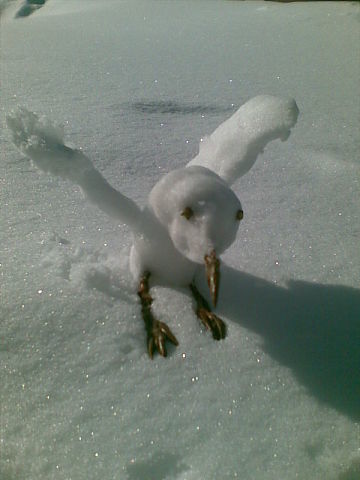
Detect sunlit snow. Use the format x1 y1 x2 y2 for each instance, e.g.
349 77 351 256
6 95 298 284
1 1 359 480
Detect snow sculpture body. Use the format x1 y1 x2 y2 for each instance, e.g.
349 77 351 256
7 95 299 358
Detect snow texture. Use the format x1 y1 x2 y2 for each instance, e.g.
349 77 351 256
1 1 360 480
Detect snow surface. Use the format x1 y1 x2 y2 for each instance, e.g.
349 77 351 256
1 1 360 479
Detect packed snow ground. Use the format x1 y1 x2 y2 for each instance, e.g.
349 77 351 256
1 1 359 480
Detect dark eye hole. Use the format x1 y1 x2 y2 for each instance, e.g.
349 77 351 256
181 206 194 220
236 209 244 221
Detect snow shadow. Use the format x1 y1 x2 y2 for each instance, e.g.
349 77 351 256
15 0 47 18
218 266 360 422
125 451 189 480
337 458 360 480
128 100 234 116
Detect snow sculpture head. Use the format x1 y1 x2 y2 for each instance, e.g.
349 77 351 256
149 166 242 263
149 166 243 305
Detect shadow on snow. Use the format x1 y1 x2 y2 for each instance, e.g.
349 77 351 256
128 100 235 116
217 265 360 422
125 451 189 480
80 254 360 422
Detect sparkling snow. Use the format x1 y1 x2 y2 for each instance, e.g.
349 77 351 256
1 1 359 480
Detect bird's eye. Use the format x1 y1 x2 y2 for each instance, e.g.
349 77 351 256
236 209 244 221
181 206 194 220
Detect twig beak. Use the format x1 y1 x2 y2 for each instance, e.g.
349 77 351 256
204 250 220 307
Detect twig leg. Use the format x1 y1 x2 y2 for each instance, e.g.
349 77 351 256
189 283 227 340
137 272 178 358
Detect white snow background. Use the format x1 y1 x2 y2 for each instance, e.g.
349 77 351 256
1 1 359 479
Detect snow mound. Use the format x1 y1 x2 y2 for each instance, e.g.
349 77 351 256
188 95 299 184
40 234 134 300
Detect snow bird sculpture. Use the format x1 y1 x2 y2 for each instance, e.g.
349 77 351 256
7 95 299 358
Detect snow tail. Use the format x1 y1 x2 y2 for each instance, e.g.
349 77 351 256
187 95 299 185
6 107 142 228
